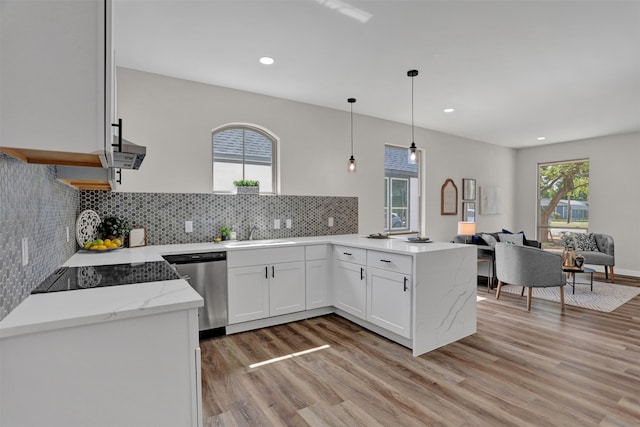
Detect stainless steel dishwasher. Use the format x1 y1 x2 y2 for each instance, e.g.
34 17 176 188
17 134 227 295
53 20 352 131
163 251 227 338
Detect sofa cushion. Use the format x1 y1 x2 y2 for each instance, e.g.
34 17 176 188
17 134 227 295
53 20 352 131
575 233 598 251
498 232 524 245
481 233 498 247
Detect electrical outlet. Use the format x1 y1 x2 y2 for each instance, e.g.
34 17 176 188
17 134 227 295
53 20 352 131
286 219 292 229
274 219 281 229
21 237 28 266
66 226 70 242
328 217 334 227
185 221 193 233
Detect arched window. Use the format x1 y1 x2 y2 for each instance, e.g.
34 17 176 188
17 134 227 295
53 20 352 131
212 124 278 194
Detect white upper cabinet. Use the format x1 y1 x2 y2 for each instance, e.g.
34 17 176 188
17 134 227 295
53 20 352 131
0 0 113 165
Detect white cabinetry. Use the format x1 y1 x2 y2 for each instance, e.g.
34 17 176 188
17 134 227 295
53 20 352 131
366 250 412 338
227 247 305 324
0 0 112 161
0 306 202 427
227 264 270 324
305 244 330 309
333 245 367 319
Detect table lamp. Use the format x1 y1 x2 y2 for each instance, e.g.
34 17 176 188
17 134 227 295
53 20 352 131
457 221 476 244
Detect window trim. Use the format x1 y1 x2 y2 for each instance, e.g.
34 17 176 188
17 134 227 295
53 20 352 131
383 144 421 233
212 123 280 194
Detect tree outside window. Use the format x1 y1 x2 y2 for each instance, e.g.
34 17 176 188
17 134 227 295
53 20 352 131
538 159 589 248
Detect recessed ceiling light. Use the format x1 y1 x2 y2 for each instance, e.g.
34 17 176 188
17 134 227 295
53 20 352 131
443 108 455 113
537 136 546 141
259 56 274 65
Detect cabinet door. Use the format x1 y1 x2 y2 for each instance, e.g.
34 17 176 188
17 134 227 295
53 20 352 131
334 260 366 319
0 0 105 153
228 265 269 324
270 261 306 316
306 259 329 309
367 267 412 338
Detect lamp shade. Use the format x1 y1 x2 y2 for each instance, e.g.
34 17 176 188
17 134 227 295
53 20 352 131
457 221 476 236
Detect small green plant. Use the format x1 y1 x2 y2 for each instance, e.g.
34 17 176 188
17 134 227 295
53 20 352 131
233 180 259 187
220 226 230 238
98 216 131 238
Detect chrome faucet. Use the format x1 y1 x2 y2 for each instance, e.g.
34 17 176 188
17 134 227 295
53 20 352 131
248 224 258 240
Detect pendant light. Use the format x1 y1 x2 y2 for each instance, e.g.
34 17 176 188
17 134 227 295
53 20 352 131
347 97 357 173
407 69 418 162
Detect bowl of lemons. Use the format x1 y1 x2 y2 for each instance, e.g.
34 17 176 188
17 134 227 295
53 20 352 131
81 237 123 252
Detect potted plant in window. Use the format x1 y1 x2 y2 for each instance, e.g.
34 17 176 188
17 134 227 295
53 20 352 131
233 180 260 195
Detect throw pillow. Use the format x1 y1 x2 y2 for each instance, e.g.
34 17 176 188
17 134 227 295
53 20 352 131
471 235 488 245
574 233 599 251
502 228 529 245
481 233 498 247
498 232 524 245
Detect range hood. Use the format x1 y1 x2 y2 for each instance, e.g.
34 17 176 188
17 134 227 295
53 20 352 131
109 136 146 170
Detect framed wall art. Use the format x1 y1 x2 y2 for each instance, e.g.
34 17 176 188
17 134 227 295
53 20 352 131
129 227 147 248
462 202 476 222
462 178 476 201
441 178 458 215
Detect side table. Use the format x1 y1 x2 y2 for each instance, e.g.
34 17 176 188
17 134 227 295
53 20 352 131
563 266 595 294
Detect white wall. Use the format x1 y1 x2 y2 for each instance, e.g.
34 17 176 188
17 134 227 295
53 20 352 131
117 67 515 241
515 132 640 276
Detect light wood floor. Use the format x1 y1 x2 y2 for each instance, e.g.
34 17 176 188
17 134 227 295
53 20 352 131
201 275 640 426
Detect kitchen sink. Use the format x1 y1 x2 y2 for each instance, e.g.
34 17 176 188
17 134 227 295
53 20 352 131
224 240 296 248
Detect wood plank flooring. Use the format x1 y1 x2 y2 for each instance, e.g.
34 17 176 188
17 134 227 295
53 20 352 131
201 275 640 426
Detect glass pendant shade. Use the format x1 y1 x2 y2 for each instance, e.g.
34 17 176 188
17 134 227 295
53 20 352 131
348 155 357 172
409 142 417 162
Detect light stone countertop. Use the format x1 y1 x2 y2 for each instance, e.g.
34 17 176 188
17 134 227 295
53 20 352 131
0 234 465 339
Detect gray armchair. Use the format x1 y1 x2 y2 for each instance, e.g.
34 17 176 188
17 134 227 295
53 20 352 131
575 233 615 283
495 243 565 311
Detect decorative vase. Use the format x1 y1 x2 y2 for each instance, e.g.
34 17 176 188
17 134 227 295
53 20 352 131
575 254 585 269
236 186 259 195
562 247 576 268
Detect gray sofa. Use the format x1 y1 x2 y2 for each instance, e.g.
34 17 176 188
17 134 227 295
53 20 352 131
574 233 615 283
452 231 541 287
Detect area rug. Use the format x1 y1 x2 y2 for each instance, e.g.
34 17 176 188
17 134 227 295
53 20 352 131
498 280 640 312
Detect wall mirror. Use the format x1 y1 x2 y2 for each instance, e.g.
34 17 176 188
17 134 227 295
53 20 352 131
462 202 476 222
441 178 458 215
462 178 476 201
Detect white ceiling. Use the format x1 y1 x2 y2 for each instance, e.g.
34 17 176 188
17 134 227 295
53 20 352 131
115 0 640 148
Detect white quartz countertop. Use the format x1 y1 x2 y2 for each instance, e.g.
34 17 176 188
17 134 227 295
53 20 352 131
64 234 463 267
1 234 463 339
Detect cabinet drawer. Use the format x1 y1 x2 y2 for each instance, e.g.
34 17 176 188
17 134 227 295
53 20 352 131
227 246 305 268
305 244 329 261
367 250 412 274
334 245 366 264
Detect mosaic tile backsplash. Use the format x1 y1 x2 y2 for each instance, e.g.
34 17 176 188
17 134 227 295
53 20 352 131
0 153 79 320
80 191 358 245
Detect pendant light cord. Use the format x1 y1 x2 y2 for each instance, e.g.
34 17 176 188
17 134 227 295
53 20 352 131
348 98 356 156
411 74 415 144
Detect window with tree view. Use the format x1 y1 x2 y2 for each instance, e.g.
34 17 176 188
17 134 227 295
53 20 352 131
384 145 420 232
212 126 276 193
538 159 589 249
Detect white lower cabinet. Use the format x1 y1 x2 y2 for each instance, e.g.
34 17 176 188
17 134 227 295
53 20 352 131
305 245 330 309
227 247 306 324
270 261 306 316
0 308 202 427
227 265 270 324
367 267 412 338
334 259 367 319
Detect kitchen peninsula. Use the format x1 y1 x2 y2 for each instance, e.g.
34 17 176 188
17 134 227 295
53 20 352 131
0 234 476 427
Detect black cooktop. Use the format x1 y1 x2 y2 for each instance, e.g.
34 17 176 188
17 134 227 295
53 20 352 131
32 261 181 294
